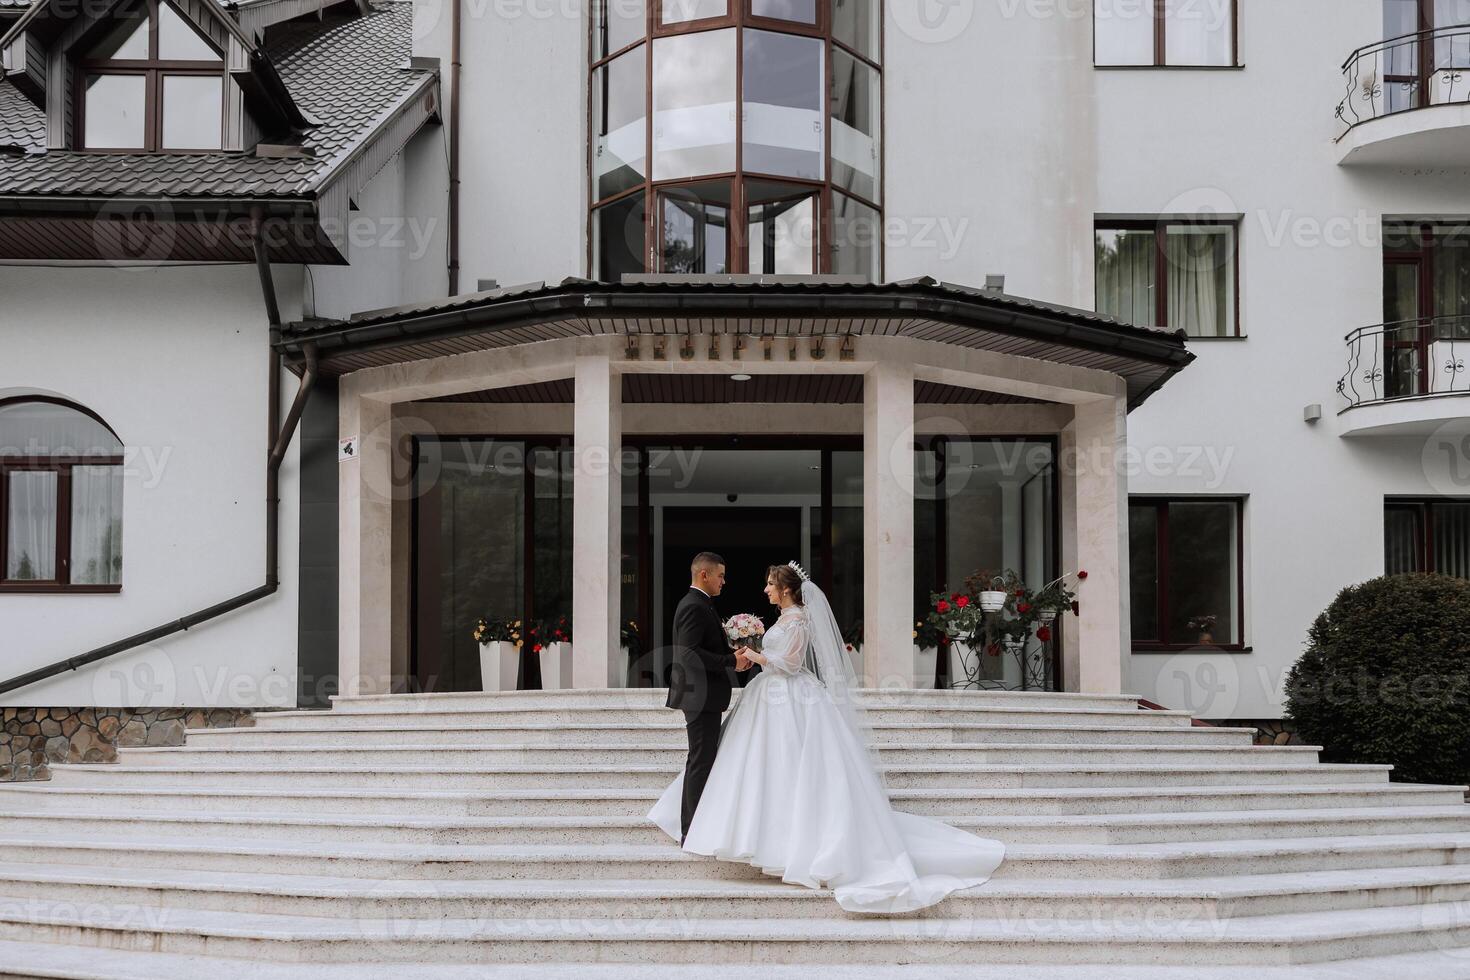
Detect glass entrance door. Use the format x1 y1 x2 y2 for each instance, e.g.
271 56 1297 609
410 434 1060 692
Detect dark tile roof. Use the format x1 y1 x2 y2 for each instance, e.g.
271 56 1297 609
309 275 1180 341
276 276 1195 407
0 1 432 199
0 80 43 148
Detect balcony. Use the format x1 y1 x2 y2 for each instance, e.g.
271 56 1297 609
1335 25 1470 166
1338 316 1470 435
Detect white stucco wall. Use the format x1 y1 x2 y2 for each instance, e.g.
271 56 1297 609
412 0 586 290
884 0 1466 718
310 134 451 320
0 264 304 708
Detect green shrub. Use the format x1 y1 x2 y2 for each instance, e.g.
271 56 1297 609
1285 574 1470 785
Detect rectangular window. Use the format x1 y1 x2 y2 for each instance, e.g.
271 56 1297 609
83 73 147 149
1130 497 1243 648
1386 499 1470 578
1094 0 1237 67
1096 219 1239 337
1 462 124 589
161 74 222 150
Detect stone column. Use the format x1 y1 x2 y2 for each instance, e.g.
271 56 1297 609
339 388 394 696
572 350 622 689
863 360 915 689
1071 391 1131 695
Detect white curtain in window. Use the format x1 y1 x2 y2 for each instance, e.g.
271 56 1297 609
0 401 121 457
71 465 124 585
1163 0 1233 66
1094 0 1154 65
1095 229 1156 327
5 471 57 581
1166 225 1233 337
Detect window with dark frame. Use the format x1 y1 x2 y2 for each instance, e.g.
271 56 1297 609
74 0 226 152
589 0 883 282
0 398 124 593
1377 221 1470 400
1385 498 1470 578
1095 218 1241 338
1094 0 1238 67
1129 497 1243 649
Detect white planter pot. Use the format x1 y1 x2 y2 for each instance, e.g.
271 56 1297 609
979 591 1007 613
609 646 632 688
540 642 574 690
947 641 978 688
478 641 519 693
914 645 938 689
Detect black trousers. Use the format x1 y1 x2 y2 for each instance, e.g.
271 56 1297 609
681 709 722 840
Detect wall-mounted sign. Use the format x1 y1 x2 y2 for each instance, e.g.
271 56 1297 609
339 436 358 462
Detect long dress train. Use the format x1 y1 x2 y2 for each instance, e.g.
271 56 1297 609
648 603 1005 914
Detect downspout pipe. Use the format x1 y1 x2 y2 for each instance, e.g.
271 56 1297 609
0 220 319 697
447 0 461 295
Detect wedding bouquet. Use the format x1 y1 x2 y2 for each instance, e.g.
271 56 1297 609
723 613 766 651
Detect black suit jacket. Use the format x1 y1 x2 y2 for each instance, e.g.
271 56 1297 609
665 588 737 715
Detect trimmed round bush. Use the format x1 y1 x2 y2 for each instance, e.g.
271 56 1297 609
1285 574 1470 786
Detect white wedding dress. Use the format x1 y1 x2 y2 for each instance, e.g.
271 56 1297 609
648 579 1006 914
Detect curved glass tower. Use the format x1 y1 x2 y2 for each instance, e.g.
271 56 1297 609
590 0 882 281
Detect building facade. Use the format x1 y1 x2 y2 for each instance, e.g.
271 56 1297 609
2 0 1467 726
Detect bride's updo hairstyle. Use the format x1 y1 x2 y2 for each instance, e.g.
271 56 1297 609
766 564 806 607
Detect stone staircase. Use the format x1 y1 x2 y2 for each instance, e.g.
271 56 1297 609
2 688 1470 977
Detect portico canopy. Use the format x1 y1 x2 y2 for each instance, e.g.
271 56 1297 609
306 275 1194 700
276 276 1194 406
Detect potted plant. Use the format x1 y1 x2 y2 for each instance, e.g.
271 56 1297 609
1032 569 1087 625
473 617 522 692
977 576 1008 613
841 619 865 685
928 587 987 688
613 619 641 688
913 614 947 689
1188 614 1218 645
538 615 574 690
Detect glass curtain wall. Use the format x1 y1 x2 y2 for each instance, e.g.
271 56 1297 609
590 0 883 281
413 436 1058 691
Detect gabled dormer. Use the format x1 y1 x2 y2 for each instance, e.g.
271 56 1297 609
1 0 316 153
75 0 227 151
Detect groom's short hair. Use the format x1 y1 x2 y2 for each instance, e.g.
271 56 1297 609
691 552 725 577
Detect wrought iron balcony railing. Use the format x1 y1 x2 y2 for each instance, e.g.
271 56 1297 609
1339 315 1470 409
1337 25 1470 134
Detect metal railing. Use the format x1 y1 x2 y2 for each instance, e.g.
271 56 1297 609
1337 25 1470 134
1339 315 1470 409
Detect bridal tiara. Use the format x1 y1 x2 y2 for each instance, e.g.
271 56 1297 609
787 561 810 582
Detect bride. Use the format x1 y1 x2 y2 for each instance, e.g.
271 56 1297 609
648 561 1005 914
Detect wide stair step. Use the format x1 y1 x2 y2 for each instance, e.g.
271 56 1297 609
48 758 1393 791
1 689 1467 971
3 893 1470 965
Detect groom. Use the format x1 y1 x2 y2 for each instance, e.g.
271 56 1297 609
665 551 752 844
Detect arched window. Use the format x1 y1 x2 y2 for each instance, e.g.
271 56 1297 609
589 0 883 281
73 0 226 151
0 398 124 592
